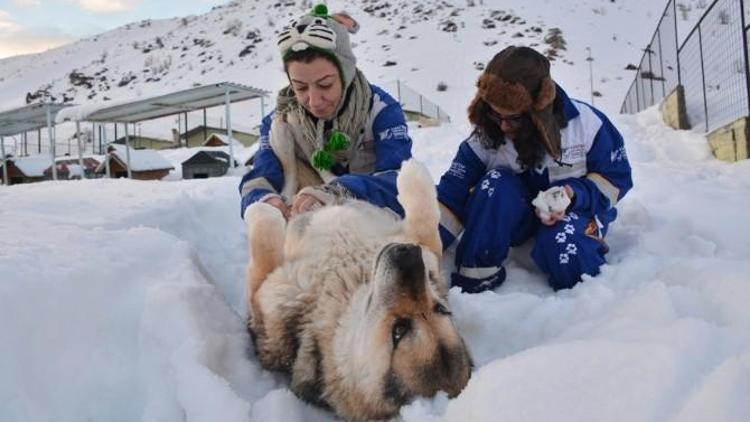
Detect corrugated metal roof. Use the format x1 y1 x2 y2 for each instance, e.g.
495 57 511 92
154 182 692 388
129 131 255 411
0 103 71 136
64 82 269 123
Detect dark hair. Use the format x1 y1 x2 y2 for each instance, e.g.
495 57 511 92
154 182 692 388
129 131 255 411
473 94 567 169
283 48 341 76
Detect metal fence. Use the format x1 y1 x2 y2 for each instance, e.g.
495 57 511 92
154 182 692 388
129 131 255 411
382 80 451 123
621 0 750 134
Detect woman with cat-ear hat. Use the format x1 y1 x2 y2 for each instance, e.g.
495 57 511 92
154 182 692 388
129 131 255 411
239 3 413 219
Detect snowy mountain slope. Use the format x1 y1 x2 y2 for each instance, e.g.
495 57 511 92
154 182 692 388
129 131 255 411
0 0 712 121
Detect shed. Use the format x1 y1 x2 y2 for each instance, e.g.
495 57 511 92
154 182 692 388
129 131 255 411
95 144 173 180
181 150 237 179
0 155 50 184
113 135 175 150
182 126 257 147
53 156 101 179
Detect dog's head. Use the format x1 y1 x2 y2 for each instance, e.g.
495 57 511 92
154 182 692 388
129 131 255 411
368 241 472 407
352 160 472 413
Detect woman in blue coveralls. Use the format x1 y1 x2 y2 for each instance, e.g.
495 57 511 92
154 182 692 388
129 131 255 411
239 4 412 219
438 46 633 293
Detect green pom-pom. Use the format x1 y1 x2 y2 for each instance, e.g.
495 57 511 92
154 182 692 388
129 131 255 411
311 3 329 17
312 149 334 171
325 130 350 152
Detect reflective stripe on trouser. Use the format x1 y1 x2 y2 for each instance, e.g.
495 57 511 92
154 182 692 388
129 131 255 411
452 168 535 293
531 211 609 291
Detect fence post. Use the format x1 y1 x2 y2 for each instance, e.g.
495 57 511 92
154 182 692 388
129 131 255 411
698 26 709 132
647 45 655 106
657 29 666 98
674 0 681 85
635 74 641 112
740 0 750 116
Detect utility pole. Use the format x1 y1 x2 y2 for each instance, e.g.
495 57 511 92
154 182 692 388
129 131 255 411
586 47 595 105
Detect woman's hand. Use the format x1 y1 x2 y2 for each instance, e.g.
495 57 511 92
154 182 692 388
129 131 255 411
534 185 574 226
263 196 291 220
291 193 323 216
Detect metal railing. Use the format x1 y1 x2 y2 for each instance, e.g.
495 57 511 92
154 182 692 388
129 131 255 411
383 80 451 123
621 0 750 134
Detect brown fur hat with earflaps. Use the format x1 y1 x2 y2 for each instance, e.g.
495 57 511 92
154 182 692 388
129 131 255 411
468 46 561 159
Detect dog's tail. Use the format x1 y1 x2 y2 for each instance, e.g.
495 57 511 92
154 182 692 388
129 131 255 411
244 202 286 304
397 159 442 257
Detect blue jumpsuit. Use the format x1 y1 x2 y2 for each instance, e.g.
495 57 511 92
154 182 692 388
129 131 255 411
437 87 632 292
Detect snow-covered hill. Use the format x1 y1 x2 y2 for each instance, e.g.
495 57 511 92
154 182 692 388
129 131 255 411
0 0 712 121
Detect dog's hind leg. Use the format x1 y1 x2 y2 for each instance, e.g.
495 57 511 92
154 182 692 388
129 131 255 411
397 159 442 257
245 202 286 316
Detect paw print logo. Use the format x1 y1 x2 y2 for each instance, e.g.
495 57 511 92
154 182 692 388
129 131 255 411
559 253 570 264
555 232 567 243
568 212 579 220
564 224 575 235
489 169 502 179
566 243 578 255
487 187 495 197
481 179 490 190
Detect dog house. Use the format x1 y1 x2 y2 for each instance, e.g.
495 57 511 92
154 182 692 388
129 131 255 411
181 150 237 179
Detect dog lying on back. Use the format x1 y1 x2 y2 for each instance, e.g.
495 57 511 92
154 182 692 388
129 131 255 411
244 160 472 421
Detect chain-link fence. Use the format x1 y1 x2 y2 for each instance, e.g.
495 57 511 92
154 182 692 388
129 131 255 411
621 0 680 114
621 0 750 134
382 80 451 123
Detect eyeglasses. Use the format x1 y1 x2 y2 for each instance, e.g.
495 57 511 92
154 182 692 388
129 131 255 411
487 110 524 128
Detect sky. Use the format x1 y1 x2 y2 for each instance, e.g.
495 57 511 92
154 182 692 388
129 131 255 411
0 0 222 59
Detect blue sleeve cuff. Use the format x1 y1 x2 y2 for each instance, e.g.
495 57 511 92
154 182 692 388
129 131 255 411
240 188 274 219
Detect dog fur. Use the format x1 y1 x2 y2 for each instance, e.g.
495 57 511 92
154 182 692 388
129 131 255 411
245 160 472 421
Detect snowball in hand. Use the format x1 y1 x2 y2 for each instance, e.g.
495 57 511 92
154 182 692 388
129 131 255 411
532 186 571 220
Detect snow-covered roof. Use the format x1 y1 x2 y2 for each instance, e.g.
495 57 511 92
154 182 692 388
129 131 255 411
0 103 71 136
203 133 244 148
6 155 52 177
100 144 174 172
57 83 269 124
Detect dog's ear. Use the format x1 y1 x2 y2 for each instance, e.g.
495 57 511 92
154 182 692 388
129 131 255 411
397 160 442 257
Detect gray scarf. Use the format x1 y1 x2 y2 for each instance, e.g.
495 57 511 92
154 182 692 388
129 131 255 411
275 69 372 165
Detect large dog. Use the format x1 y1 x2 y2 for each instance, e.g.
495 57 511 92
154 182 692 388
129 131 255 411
244 160 472 421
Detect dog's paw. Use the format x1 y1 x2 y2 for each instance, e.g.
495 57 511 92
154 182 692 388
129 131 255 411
245 201 286 224
397 159 436 208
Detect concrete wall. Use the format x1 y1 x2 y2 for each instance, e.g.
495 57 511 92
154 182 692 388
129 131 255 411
660 85 689 130
707 117 750 162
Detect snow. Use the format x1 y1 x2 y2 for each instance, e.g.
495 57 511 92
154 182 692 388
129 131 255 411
2 1 750 421
2 107 750 421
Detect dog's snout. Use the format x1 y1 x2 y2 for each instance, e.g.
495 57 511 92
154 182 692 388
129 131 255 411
389 244 423 274
384 244 426 298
